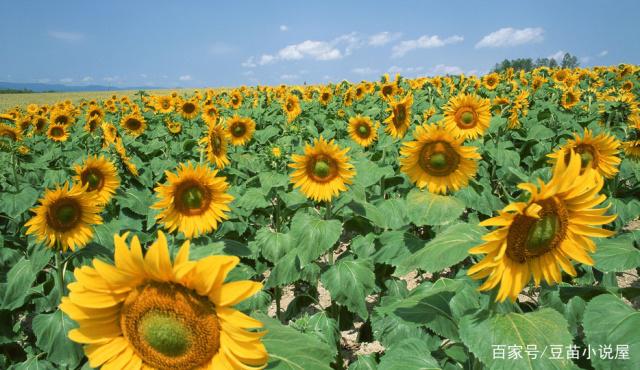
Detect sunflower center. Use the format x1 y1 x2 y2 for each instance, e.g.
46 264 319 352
211 133 223 154
126 119 141 130
396 105 407 123
461 111 474 125
81 169 104 191
50 127 64 137
183 103 196 114
120 282 220 370
55 115 69 125
232 123 246 137
47 199 81 231
180 185 205 210
139 312 190 357
313 160 331 179
506 198 569 263
357 123 370 137
456 108 477 128
419 141 460 177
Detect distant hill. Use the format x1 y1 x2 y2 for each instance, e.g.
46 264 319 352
0 81 166 93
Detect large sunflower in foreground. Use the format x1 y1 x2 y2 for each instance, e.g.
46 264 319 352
152 162 233 238
468 150 616 302
289 136 355 202
202 122 230 169
547 128 621 179
226 116 256 146
120 113 147 137
25 182 103 252
73 155 120 205
60 231 268 370
443 94 491 140
348 115 378 147
400 123 481 194
383 93 413 139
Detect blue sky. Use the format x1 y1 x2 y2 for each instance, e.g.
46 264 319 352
1 0 638 88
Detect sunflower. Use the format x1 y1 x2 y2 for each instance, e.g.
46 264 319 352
547 128 621 179
86 105 105 121
101 122 119 147
178 99 200 120
283 94 302 123
468 150 616 302
166 120 183 135
319 88 333 106
348 116 378 147
622 140 640 160
202 123 230 169
50 110 74 127
120 113 147 137
271 146 282 158
0 123 22 143
155 95 175 114
201 104 220 126
483 73 500 90
400 123 480 194
74 155 120 205
229 91 243 109
443 94 491 140
47 123 69 142
289 136 355 202
25 182 103 252
226 116 256 146
59 231 268 370
379 82 396 100
560 88 581 110
31 115 47 134
383 93 413 139
152 162 233 238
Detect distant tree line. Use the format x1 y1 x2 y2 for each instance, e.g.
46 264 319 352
0 88 35 94
492 53 580 72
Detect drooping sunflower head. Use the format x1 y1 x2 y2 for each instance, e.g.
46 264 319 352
383 93 413 139
283 94 302 123
548 128 621 179
60 231 268 370
120 113 147 137
483 73 500 90
165 120 182 135
32 115 48 134
47 123 69 142
380 82 396 100
202 122 230 169
622 140 640 160
0 123 22 145
348 115 378 147
25 182 103 252
289 136 356 202
443 94 491 140
225 116 256 146
468 150 616 302
73 155 120 205
400 123 481 194
152 162 234 238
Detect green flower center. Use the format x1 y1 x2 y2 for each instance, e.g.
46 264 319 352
525 214 560 253
313 160 331 179
461 111 474 125
579 151 594 168
85 172 102 191
181 186 204 210
428 152 448 170
232 124 246 137
56 204 77 226
139 311 190 357
357 124 370 136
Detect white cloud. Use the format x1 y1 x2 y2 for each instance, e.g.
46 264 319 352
280 74 299 80
387 65 424 75
82 76 93 82
209 42 235 55
242 57 257 68
475 27 543 48
391 35 464 58
259 54 277 65
59 78 73 83
280 25 288 32
178 75 192 81
48 31 85 42
430 64 464 75
352 67 379 75
598 50 608 57
368 31 401 46
549 50 565 62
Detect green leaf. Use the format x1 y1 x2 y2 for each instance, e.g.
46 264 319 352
255 228 294 263
265 251 302 288
290 211 342 264
290 312 339 356
526 124 555 141
354 157 394 188
397 223 484 275
348 355 378 370
237 188 271 211
593 234 640 272
0 187 39 219
378 338 440 370
10 356 56 370
115 187 154 215
583 294 640 370
406 189 465 226
459 308 575 370
32 310 83 368
258 314 334 370
1 252 50 310
321 257 376 319
259 171 290 191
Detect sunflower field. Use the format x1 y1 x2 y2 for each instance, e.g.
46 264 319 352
1 65 639 370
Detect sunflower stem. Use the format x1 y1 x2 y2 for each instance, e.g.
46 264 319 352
11 150 20 192
54 249 65 303
325 201 334 265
